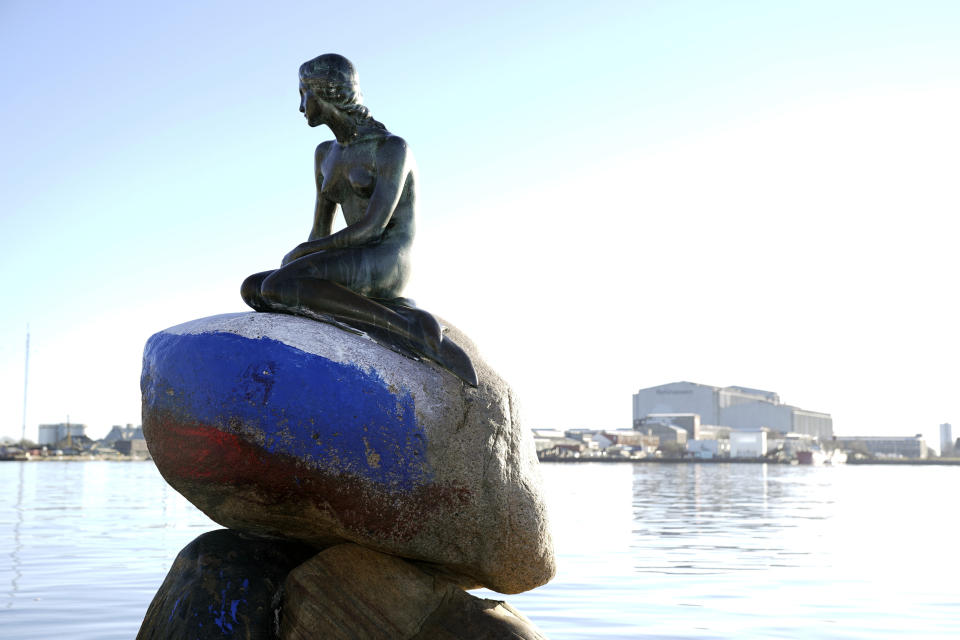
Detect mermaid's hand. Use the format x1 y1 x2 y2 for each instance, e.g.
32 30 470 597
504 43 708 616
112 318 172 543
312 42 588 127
281 242 321 266
280 249 296 267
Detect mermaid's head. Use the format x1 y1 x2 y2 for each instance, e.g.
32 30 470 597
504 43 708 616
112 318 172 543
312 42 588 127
299 54 366 115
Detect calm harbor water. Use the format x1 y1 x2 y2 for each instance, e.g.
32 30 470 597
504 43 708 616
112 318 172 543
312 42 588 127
1 460 957 638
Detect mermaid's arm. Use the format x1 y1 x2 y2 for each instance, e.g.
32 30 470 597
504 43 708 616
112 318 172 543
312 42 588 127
308 198 337 242
282 195 335 266
308 142 336 241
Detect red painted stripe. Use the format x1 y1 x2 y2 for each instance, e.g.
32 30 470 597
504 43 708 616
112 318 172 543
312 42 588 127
144 410 473 548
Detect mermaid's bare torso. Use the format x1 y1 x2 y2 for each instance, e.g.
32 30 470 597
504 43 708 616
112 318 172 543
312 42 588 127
306 136 415 299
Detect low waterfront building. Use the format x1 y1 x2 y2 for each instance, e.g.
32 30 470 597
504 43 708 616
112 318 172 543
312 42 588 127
562 429 608 451
602 430 659 452
769 432 819 457
729 429 768 458
54 434 95 451
639 413 700 440
641 423 687 446
531 429 566 440
697 424 732 440
632 381 832 440
835 435 928 459
599 430 659 456
604 445 635 458
686 439 729 459
539 440 586 457
590 433 613 450
114 439 150 457
534 428 661 459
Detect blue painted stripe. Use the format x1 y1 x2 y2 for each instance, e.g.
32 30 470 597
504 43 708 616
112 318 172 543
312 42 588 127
142 331 431 490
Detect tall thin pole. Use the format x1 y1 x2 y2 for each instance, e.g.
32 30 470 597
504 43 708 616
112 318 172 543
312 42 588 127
21 326 29 444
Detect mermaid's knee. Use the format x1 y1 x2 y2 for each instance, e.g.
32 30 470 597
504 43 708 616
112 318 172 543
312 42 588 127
261 270 309 309
259 272 282 302
241 271 273 311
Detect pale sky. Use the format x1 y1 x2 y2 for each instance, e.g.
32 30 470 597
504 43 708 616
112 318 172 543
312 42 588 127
1 1 958 449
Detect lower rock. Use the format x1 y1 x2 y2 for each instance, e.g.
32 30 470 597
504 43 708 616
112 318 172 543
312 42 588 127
137 529 315 640
281 543 548 639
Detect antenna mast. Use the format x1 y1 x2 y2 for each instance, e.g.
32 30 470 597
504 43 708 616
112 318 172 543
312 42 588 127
21 326 29 444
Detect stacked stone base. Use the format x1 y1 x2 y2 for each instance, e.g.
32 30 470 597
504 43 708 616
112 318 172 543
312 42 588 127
138 530 546 640
139 313 555 638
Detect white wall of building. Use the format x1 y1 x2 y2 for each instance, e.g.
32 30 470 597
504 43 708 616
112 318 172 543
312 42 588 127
940 423 953 455
792 410 834 440
633 382 718 426
38 425 58 446
720 401 791 432
730 430 767 457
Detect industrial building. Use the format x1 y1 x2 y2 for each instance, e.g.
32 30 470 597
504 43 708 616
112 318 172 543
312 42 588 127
103 424 144 444
38 423 87 446
834 435 928 459
632 381 833 440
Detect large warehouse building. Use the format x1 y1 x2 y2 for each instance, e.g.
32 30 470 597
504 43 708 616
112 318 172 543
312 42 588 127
633 381 833 440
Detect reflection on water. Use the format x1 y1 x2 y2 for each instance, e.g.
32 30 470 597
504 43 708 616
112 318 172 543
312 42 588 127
6 462 25 608
2 461 959 639
0 462 215 640
631 463 836 575
496 462 960 639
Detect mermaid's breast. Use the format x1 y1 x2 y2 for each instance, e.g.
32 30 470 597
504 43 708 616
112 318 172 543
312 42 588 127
319 164 375 202
348 166 375 198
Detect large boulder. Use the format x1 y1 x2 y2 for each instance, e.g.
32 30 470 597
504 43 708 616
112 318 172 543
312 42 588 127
141 312 554 594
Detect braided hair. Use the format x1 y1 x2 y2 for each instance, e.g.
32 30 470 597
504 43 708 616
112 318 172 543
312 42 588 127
299 54 386 131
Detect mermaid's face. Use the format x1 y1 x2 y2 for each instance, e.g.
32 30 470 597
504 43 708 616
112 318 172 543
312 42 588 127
299 81 326 127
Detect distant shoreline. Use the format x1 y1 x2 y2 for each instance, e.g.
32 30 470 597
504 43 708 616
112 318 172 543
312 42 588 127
0 455 152 462
538 456 960 466
8 455 960 466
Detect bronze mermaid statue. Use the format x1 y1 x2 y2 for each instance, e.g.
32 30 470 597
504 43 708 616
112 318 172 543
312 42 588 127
241 53 477 386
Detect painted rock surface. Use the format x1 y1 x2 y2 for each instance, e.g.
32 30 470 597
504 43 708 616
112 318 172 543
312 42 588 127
141 312 554 594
